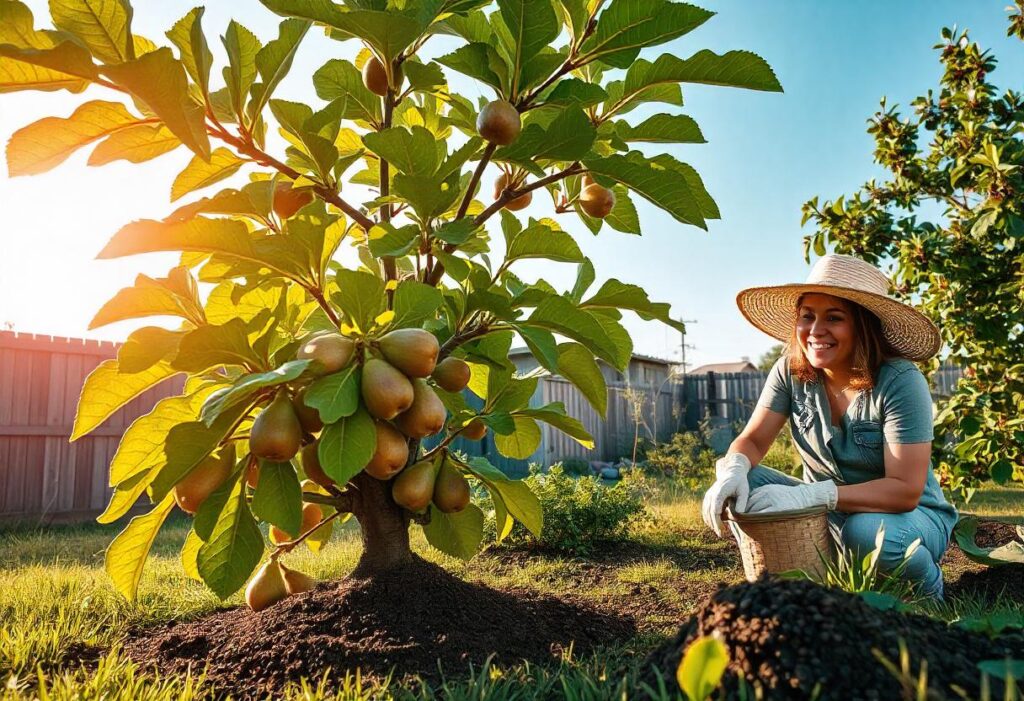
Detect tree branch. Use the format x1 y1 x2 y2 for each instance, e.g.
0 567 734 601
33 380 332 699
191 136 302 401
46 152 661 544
456 141 498 220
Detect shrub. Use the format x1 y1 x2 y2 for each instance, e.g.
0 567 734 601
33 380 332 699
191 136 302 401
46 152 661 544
559 457 593 477
641 432 717 488
478 463 649 555
760 429 802 477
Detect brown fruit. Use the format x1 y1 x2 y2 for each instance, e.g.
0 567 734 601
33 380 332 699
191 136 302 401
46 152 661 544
301 442 335 490
581 173 595 188
361 357 415 420
378 328 439 378
292 388 323 434
362 56 389 96
246 461 260 489
462 419 487 440
432 458 470 513
580 183 616 219
297 333 355 375
493 172 532 211
273 181 314 219
250 391 303 461
365 421 409 480
391 459 436 512
476 100 521 145
281 564 317 595
431 356 471 393
393 379 446 438
173 451 232 515
269 502 322 544
245 560 289 612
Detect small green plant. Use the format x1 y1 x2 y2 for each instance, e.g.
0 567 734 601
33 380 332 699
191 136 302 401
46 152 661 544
641 432 716 487
676 635 729 701
559 457 593 477
478 463 649 555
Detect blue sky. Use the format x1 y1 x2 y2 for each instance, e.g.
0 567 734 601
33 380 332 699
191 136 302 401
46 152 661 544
1 0 1021 369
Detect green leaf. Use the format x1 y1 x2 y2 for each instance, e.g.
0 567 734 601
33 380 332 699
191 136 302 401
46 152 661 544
72 359 178 442
104 493 175 601
436 43 502 92
393 170 462 219
362 126 439 177
172 318 263 373
952 517 1024 566
252 460 303 535
221 21 261 122
541 78 607 108
196 480 264 599
181 528 203 580
582 278 685 331
527 296 622 368
192 460 242 541
556 342 607 415
318 408 377 485
101 47 210 158
641 49 782 92
0 40 98 91
519 403 594 448
423 503 484 560
604 185 641 234
98 216 252 260
312 59 381 124
90 271 200 330
5 100 141 176
677 635 730 701
248 19 310 120
392 280 443 329
583 150 705 228
495 105 595 165
305 365 360 423
990 459 1013 485
651 154 719 219
200 360 310 426
493 415 541 458
513 325 560 374
170 147 246 202
496 0 558 95
506 218 584 263
404 60 446 90
166 7 213 96
580 0 713 68
368 223 419 257
615 113 704 143
88 124 180 165
465 456 543 537
118 327 184 373
332 269 386 333
50 0 134 64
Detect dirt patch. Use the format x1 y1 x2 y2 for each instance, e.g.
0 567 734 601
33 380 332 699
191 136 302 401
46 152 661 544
944 520 1024 603
641 577 1024 700
123 556 636 698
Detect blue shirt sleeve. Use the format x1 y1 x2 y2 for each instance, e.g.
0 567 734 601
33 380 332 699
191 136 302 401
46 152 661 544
757 356 791 415
881 365 934 444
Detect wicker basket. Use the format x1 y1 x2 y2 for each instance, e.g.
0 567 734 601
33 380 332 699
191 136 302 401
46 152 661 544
723 502 834 581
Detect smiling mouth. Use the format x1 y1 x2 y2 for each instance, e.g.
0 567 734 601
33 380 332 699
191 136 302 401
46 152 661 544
808 342 836 351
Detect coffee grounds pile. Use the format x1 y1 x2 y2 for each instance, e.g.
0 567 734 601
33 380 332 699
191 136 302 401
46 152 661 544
641 577 1024 700
123 556 635 698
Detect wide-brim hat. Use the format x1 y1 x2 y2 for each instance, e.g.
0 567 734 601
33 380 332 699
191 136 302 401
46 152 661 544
736 254 941 361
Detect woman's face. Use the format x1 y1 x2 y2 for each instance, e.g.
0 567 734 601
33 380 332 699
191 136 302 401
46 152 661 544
795 293 856 372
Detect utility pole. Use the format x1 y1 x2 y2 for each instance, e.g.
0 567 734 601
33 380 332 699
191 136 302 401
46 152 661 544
678 317 697 377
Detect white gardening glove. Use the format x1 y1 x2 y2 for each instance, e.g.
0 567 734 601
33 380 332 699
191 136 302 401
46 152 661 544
745 480 838 514
701 453 752 537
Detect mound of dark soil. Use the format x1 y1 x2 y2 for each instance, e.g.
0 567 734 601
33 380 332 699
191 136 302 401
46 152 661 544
123 556 635 698
641 578 1024 700
944 520 1024 602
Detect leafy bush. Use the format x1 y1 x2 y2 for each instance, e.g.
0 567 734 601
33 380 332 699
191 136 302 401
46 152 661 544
641 432 717 487
559 457 593 477
760 429 802 477
478 464 649 555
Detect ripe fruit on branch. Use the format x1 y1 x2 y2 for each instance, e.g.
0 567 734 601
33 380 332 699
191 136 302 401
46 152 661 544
392 459 436 512
292 388 323 434
581 173 595 188
281 564 316 595
494 172 531 211
476 100 521 145
173 451 232 514
364 421 409 480
378 328 439 378
580 184 616 219
431 357 471 392
301 443 335 490
273 181 314 220
250 391 303 461
393 379 446 438
269 501 322 544
362 56 389 96
245 560 289 611
297 333 354 375
461 419 487 440
433 458 470 513
361 357 415 420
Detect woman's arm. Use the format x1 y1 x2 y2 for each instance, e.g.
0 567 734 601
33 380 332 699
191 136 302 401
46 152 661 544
836 442 930 513
726 405 788 467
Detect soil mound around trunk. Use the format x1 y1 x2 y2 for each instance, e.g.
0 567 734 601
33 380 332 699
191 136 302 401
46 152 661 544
123 556 635 698
641 578 1024 700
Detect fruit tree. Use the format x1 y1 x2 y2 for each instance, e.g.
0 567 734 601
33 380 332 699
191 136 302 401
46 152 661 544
0 0 780 607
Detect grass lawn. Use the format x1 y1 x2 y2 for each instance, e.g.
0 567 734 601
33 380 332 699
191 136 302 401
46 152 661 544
0 481 1020 700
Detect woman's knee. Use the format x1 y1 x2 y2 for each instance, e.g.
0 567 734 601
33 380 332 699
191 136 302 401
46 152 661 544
840 513 919 566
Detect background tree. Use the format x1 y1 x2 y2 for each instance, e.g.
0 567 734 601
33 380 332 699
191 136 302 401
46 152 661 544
803 5 1024 497
757 343 784 372
0 0 780 605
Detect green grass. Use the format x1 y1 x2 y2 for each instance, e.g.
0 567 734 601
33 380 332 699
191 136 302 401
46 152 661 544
0 481 1020 700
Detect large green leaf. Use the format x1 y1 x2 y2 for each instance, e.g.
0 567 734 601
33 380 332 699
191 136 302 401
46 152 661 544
171 318 263 373
495 105 595 166
196 480 264 599
541 78 607 108
0 40 99 90
332 269 386 333
104 493 175 601
248 19 310 120
519 402 594 447
496 0 558 95
506 218 583 263
221 20 261 121
435 43 502 92
583 150 705 228
362 126 439 177
392 280 444 329
580 0 712 68
72 359 179 442
88 124 180 165
582 278 686 331
318 408 376 485
50 0 134 64
305 364 360 423
166 7 213 95
98 217 253 260
311 59 382 124
102 48 210 158
615 113 704 143
526 296 622 368
252 460 303 536
651 153 719 219
493 415 541 458
642 49 782 92
170 148 247 202
90 268 202 329
604 185 640 234
952 516 1024 566
200 360 310 426
677 636 729 701
423 503 484 560
555 342 607 416
117 327 184 373
465 456 542 537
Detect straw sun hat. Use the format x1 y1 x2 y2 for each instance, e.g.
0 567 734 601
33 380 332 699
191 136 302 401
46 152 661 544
736 254 941 361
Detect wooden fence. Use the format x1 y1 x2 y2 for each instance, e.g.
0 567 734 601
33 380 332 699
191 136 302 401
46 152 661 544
0 332 183 524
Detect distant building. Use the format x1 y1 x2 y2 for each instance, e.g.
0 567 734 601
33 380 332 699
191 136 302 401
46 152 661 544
508 347 677 386
689 359 758 375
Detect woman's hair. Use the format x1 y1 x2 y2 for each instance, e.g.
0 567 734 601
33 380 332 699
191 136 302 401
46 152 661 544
787 295 900 390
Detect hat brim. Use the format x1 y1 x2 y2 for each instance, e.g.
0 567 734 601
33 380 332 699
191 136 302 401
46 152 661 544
736 283 941 362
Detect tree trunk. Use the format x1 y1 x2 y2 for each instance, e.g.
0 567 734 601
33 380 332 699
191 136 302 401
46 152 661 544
349 471 413 577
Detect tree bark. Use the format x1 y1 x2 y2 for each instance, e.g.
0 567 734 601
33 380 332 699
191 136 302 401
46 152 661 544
349 471 413 577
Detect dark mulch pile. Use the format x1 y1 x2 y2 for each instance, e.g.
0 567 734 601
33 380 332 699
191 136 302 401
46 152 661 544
944 520 1024 602
123 556 636 699
641 577 1024 701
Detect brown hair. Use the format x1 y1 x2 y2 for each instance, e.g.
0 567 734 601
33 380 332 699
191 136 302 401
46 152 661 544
787 295 900 391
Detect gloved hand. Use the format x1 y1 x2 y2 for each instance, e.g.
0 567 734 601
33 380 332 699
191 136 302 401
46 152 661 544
745 479 838 514
701 453 752 537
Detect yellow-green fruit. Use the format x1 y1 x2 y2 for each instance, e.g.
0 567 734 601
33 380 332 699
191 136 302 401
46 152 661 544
269 502 322 544
297 333 354 375
245 560 290 612
273 182 314 219
362 57 388 96
580 183 616 219
393 379 446 438
173 452 232 515
432 459 470 513
361 358 415 420
462 419 487 441
292 388 324 434
250 392 303 461
365 421 409 480
494 173 531 211
301 443 335 490
378 328 439 378
392 459 436 512
431 357 471 393
477 100 521 145
281 564 317 595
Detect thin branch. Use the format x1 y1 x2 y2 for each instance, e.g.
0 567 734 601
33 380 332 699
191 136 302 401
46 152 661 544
307 286 341 327
473 162 583 226
272 505 350 555
456 142 498 220
438 322 492 360
299 491 355 510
